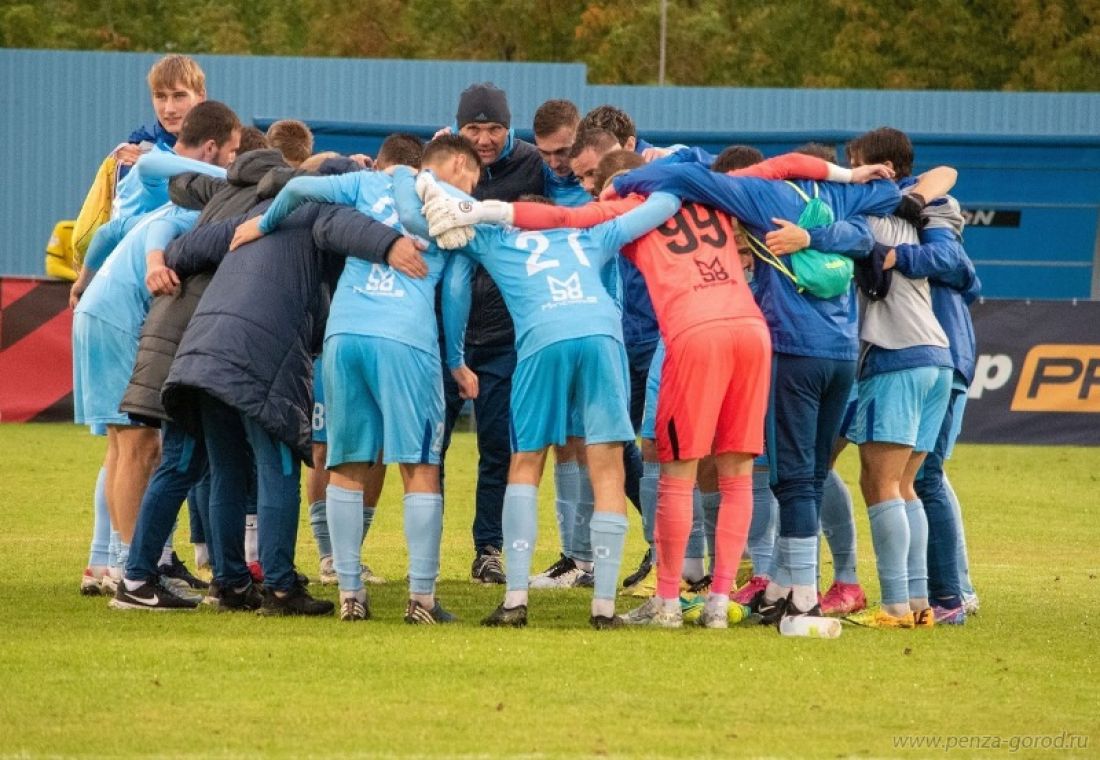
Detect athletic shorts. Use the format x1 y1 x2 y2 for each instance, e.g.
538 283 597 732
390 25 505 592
311 354 326 444
510 335 633 452
640 339 665 441
837 383 860 442
655 318 771 463
849 366 953 452
944 382 969 460
323 334 444 467
72 312 140 430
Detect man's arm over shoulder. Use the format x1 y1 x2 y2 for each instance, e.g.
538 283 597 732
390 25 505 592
513 197 640 230
169 173 226 211
312 205 401 263
594 191 681 261
259 173 361 234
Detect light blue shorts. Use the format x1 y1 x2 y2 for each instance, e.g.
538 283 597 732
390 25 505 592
72 312 139 431
640 339 666 441
850 366 953 452
511 335 633 452
323 334 444 467
311 354 326 444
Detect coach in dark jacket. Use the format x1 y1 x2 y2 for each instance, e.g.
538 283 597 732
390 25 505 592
161 198 404 599
446 83 546 582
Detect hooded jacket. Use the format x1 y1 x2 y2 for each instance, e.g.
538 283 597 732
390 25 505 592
161 200 401 462
119 150 292 424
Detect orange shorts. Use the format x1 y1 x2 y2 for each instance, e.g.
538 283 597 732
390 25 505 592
655 318 771 462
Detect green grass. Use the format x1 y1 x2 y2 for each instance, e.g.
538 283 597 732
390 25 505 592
1 424 1098 758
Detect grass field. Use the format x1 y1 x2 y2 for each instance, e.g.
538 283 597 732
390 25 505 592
1 423 1098 758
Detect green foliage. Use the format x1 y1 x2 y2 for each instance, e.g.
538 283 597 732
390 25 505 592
0 424 1098 756
2 0 1099 90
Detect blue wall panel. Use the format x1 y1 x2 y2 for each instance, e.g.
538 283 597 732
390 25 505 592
2 49 1098 300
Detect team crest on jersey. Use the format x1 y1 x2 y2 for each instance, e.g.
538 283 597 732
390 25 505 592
354 264 406 298
543 272 596 309
692 256 731 291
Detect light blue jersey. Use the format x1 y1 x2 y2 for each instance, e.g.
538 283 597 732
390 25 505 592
113 146 225 221
261 168 457 357
400 181 680 369
75 204 199 335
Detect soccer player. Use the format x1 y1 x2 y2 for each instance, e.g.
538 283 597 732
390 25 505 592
532 99 589 207
411 170 682 629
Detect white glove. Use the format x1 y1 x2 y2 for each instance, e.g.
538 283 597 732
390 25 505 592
415 170 448 204
424 195 513 238
436 225 476 250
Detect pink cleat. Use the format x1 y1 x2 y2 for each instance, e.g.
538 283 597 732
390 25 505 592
731 575 769 606
820 581 867 615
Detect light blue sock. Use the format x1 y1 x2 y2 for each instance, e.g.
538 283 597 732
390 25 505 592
403 492 443 595
326 484 364 592
700 491 720 571
589 511 628 601
108 528 121 569
362 504 376 545
749 469 778 576
944 474 975 597
820 469 859 584
905 498 929 601
309 499 332 558
868 499 911 606
88 467 110 567
553 461 579 555
117 541 130 575
686 488 705 560
570 466 594 563
503 484 539 592
774 536 817 588
640 461 659 550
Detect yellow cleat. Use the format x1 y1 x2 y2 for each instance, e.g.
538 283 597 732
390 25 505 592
735 558 754 588
846 607 916 629
622 575 656 598
913 608 936 628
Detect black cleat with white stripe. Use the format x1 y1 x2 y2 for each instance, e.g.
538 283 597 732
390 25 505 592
109 578 199 611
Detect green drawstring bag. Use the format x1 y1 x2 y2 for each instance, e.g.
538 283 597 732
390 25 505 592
747 182 854 299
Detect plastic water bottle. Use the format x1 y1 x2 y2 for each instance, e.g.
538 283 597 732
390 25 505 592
779 615 842 639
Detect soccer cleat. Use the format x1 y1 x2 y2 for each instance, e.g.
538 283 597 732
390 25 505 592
749 589 788 626
362 564 386 585
962 592 980 616
620 597 683 628
621 549 654 591
318 556 337 585
624 574 657 598
481 603 528 628
575 571 595 588
248 561 265 584
257 582 334 617
684 575 712 595
339 595 370 622
80 567 106 596
731 575 769 605
529 554 581 589
913 608 936 628
208 580 264 612
471 546 506 585
680 594 705 624
109 579 199 611
932 604 967 625
780 592 823 621
819 581 867 616
589 613 624 630
101 571 120 596
404 599 458 625
845 607 916 629
735 558 755 588
158 551 210 591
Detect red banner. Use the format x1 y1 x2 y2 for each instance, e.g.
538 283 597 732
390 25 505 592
0 277 74 422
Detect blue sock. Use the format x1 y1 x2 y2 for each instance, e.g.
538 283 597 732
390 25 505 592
362 504 375 545
117 541 131 575
309 499 332 558
700 490 720 571
686 488 705 560
905 499 929 601
749 469 777 577
553 461 579 555
640 461 659 550
820 469 858 584
403 492 443 595
108 528 121 569
570 466 594 563
589 511 628 601
868 499 911 607
944 474 975 597
88 467 110 567
503 484 539 592
326 484 364 592
774 536 817 588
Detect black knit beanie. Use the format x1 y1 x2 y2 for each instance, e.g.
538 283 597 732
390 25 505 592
456 82 511 128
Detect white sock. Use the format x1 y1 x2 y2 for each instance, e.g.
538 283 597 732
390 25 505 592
706 593 730 616
340 589 366 603
591 597 615 618
158 545 175 566
504 589 529 609
575 559 593 573
123 577 144 591
411 592 435 609
790 584 817 612
193 543 209 568
244 516 258 563
660 595 679 613
764 580 790 604
681 557 705 583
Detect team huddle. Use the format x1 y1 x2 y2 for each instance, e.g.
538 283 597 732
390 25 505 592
70 54 980 631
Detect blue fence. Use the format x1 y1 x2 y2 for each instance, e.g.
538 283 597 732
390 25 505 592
3 49 1099 298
